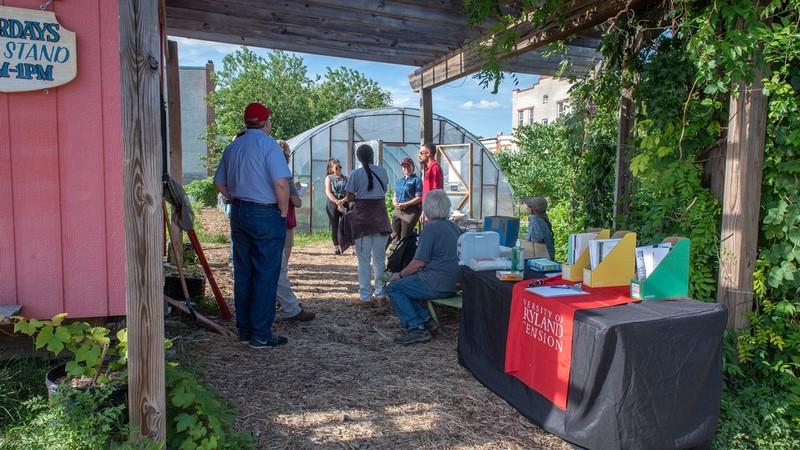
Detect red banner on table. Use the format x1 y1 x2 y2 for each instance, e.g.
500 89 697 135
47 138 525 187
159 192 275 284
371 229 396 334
504 278 637 410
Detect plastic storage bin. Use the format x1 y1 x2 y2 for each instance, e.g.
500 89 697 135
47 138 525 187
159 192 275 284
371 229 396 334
457 231 500 265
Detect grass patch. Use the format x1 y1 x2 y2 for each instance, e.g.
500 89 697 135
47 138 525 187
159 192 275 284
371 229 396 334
294 231 333 247
0 358 50 428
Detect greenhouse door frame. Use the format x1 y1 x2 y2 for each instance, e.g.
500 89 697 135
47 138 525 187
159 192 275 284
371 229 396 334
437 143 473 217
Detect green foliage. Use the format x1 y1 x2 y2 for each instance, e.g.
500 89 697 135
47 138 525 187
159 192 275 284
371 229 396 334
0 358 49 427
166 364 254 450
205 48 391 169
0 388 131 450
714 379 800 449
14 314 127 385
185 177 218 208
496 122 577 202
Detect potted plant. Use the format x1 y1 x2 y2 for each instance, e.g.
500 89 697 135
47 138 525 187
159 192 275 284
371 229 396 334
12 313 128 404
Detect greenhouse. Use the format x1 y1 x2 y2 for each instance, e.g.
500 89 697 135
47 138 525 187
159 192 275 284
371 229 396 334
286 107 515 232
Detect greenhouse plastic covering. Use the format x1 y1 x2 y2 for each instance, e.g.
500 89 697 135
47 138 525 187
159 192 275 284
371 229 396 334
286 108 515 232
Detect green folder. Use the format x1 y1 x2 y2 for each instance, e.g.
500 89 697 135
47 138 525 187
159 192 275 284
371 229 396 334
630 239 690 301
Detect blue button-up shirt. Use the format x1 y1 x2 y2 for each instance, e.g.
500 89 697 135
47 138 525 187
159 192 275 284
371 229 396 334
213 129 291 205
394 173 422 202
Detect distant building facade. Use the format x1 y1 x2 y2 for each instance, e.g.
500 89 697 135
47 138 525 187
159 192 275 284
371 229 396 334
511 76 572 130
479 134 516 153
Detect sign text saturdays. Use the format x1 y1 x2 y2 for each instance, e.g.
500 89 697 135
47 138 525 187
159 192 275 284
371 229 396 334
0 6 77 92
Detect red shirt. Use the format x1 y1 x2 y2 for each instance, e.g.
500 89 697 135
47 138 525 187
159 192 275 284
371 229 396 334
422 159 444 202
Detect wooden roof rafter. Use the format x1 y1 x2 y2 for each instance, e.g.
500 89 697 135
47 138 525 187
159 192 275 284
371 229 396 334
409 0 643 91
164 0 603 77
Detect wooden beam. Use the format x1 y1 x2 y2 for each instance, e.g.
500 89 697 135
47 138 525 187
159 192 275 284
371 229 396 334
165 0 477 48
613 86 634 225
420 88 432 145
205 60 215 176
717 64 768 331
166 40 183 185
166 40 183 266
409 0 636 91
119 0 166 442
167 22 436 67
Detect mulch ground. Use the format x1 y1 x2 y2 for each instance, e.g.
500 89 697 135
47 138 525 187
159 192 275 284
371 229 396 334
170 207 569 449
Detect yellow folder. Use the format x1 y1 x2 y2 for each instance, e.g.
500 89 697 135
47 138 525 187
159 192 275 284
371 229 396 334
582 232 637 288
561 229 610 281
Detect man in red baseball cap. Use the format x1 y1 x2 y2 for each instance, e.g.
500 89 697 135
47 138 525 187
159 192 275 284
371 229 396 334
244 102 272 126
213 102 292 348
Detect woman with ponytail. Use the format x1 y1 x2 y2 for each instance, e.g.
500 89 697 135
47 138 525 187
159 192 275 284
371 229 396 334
337 144 391 307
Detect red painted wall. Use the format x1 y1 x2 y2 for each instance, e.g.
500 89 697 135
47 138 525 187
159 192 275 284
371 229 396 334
0 0 125 318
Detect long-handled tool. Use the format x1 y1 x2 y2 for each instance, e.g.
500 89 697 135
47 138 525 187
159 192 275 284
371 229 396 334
162 203 232 336
186 230 232 319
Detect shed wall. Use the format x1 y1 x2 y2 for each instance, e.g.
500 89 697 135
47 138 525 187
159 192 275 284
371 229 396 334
0 0 125 318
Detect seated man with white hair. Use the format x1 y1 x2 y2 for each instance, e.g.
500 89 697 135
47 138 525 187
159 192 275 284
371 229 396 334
386 189 461 345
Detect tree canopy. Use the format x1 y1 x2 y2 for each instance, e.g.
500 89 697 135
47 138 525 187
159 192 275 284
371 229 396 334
205 47 391 167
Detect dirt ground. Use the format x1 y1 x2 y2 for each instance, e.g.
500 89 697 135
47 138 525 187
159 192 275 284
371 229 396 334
172 208 569 449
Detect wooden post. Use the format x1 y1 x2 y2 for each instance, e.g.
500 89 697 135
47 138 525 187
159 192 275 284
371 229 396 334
717 65 768 331
166 40 183 265
119 0 166 442
205 60 215 176
420 87 433 145
613 86 634 225
166 41 183 185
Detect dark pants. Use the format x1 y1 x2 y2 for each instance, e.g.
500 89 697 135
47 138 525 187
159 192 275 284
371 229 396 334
390 204 421 246
326 200 344 247
230 202 286 342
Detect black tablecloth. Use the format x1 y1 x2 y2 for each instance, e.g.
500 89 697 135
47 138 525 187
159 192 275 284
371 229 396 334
458 267 727 450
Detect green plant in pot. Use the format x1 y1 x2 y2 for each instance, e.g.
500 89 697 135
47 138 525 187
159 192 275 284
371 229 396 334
13 314 128 397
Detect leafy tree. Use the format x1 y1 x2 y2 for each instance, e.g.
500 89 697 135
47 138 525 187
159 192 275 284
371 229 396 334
205 47 391 169
312 67 392 125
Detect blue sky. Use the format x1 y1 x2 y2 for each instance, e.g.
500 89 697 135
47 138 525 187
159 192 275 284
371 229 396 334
172 37 539 138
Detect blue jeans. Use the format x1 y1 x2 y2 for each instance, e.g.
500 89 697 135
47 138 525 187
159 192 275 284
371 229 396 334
355 233 389 301
230 202 286 342
386 274 454 330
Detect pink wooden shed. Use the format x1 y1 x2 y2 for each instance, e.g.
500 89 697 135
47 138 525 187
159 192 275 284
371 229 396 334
0 0 125 319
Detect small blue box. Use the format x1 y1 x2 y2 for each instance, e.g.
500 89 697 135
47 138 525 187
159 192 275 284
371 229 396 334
483 216 520 247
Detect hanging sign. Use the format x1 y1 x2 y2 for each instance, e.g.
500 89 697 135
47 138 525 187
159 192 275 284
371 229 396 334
0 6 77 93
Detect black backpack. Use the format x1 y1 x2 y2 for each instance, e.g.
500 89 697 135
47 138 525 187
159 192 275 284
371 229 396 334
386 232 418 273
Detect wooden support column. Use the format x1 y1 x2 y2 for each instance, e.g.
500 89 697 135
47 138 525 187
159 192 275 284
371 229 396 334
205 60 215 176
166 40 183 185
166 40 183 264
613 86 634 225
717 65 768 331
420 87 432 145
119 0 166 442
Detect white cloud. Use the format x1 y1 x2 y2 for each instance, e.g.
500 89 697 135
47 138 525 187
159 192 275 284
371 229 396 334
386 86 417 107
462 100 501 110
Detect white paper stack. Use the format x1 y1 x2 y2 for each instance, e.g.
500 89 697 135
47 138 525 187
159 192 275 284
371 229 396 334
589 239 621 270
566 232 601 265
635 243 672 280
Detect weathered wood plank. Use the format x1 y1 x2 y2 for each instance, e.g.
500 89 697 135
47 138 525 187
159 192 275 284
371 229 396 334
205 61 215 177
165 7 452 54
420 88 433 145
167 26 434 67
118 0 167 442
613 86 634 225
409 0 635 91
166 40 184 263
165 0 476 47
167 40 183 185
717 66 768 331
